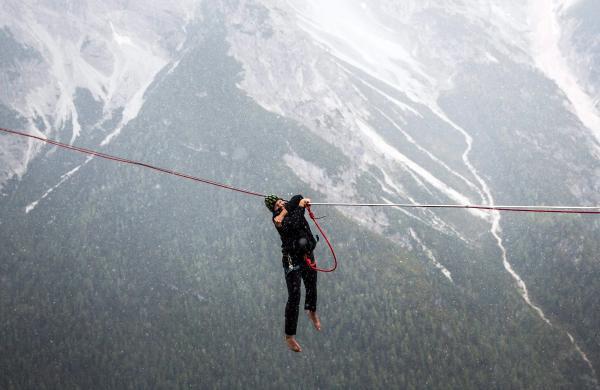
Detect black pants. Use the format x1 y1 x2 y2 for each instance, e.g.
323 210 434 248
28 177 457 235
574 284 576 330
283 254 317 336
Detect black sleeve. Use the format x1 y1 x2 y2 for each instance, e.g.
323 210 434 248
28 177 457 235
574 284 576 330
287 195 303 211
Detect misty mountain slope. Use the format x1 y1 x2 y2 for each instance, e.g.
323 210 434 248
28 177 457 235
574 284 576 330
439 56 600 372
562 1 600 104
574 1 600 97
503 215 600 379
1 13 596 389
440 59 599 203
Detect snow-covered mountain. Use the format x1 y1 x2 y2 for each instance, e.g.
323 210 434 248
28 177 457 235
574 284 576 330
0 0 197 182
227 0 600 211
1 1 599 388
2 1 599 222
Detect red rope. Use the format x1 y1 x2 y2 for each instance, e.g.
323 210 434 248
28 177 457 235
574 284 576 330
0 127 266 198
304 205 338 273
3 127 598 214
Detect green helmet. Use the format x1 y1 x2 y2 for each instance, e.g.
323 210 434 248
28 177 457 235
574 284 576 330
264 194 279 211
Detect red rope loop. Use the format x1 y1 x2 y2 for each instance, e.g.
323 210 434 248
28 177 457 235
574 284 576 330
304 204 338 273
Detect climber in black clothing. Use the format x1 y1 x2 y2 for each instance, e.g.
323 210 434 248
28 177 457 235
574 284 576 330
265 194 321 353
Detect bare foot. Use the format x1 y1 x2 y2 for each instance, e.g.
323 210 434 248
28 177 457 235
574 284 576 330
285 335 302 352
306 310 321 331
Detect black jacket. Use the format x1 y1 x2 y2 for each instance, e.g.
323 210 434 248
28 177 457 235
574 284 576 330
272 194 316 256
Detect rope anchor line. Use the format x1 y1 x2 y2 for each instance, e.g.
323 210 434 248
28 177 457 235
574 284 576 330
310 202 600 214
1 126 599 214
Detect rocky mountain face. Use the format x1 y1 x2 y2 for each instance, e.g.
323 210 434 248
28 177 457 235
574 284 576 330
1 1 599 388
225 1 600 381
0 0 197 182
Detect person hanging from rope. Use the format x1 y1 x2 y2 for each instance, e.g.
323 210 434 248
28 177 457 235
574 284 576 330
265 194 321 353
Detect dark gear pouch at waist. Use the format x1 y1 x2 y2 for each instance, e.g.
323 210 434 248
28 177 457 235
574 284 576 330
293 235 317 255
